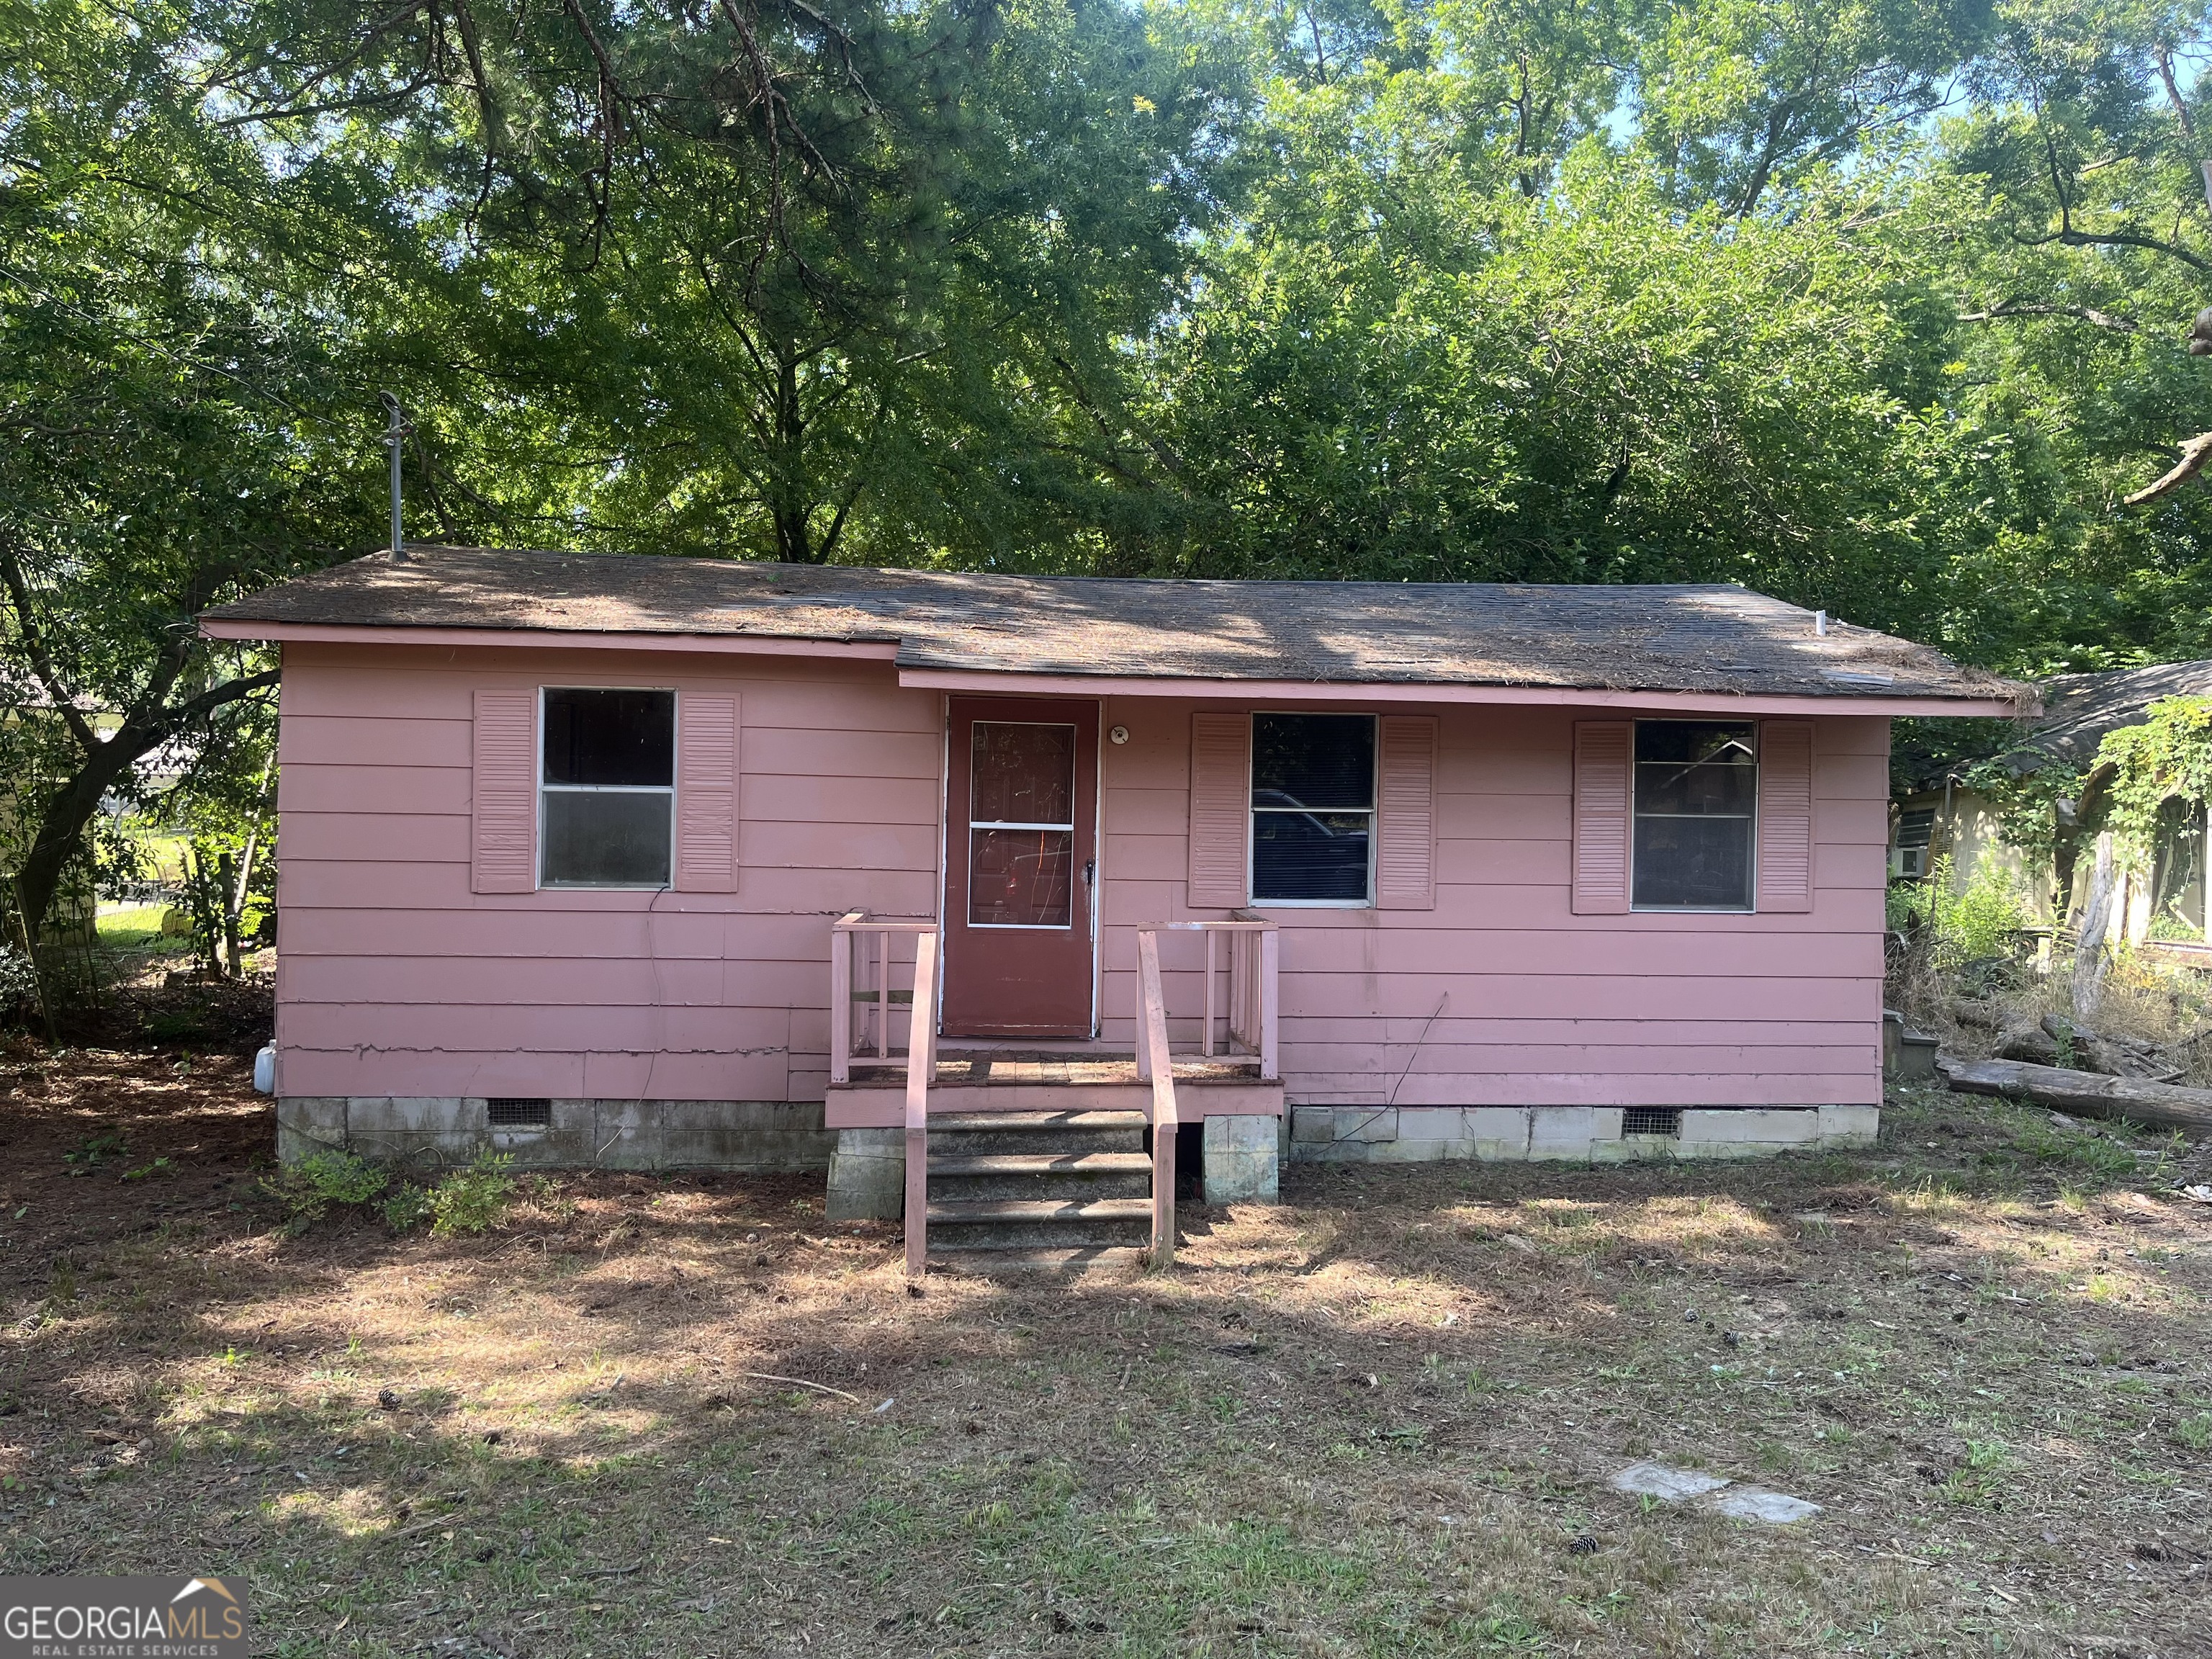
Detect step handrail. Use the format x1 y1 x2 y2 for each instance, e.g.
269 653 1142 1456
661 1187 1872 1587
903 927 940 1284
1140 914 1279 1082
1136 929 1178 1267
830 911 938 1084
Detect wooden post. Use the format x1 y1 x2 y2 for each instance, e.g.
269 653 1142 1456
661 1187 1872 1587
1137 930 1178 1267
1202 927 1218 1058
904 929 939 1285
876 930 890 1059
1258 925 1280 1082
829 922 854 1086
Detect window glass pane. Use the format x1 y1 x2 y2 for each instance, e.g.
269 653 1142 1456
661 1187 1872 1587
1636 761 1757 817
1253 714 1375 810
971 723 1074 825
1632 816 1753 909
543 791 672 886
1253 811 1371 902
544 689 675 786
1635 722 1756 766
969 828 1073 925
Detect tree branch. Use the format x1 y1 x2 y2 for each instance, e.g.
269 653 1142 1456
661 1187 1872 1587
2125 432 2212 506
0 533 96 748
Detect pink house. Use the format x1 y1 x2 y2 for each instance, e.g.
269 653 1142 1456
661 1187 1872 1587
202 547 2025 1252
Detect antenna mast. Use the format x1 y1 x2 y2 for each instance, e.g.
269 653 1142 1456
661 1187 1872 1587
378 393 412 554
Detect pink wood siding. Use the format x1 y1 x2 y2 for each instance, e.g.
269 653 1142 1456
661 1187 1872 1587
274 644 1889 1114
1094 701 1889 1109
275 644 942 1102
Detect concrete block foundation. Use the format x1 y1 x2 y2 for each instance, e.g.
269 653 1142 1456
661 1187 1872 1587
277 1096 835 1172
1202 1115 1280 1205
1287 1103 1879 1163
826 1128 907 1221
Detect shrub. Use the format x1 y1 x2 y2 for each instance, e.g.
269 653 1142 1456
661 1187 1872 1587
380 1182 432 1232
275 1150 388 1226
1897 853 2033 970
428 1151 517 1237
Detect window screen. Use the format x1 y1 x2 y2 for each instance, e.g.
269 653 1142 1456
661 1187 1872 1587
1251 714 1375 903
541 688 675 886
1632 722 1755 910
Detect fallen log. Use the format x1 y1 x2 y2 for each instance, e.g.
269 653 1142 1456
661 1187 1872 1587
1937 1056 2212 1134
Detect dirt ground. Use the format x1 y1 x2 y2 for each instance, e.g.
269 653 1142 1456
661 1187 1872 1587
4 1048 2211 1658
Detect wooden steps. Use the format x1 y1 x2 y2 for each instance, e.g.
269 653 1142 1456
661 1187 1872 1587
923 1107 1155 1254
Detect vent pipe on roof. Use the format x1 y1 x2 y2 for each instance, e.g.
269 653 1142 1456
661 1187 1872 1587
379 392 412 557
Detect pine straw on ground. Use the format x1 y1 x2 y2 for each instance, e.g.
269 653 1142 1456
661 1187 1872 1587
4 1053 2212 1658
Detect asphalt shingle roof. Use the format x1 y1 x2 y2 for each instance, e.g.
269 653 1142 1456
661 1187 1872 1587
203 544 2027 704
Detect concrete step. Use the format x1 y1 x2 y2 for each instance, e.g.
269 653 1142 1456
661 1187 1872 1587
934 1245 1147 1274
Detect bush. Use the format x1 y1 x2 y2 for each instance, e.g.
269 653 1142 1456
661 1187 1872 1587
381 1182 432 1232
428 1151 517 1237
275 1150 388 1226
1895 853 2033 970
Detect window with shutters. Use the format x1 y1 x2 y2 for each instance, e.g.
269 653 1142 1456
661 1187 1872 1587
1633 721 1757 910
540 688 675 887
1251 713 1376 905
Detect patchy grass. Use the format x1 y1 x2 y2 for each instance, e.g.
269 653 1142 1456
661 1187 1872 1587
3 1064 2211 1656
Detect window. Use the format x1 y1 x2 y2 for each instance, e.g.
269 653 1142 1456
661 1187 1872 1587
968 721 1076 927
1632 721 1755 910
1892 808 1936 880
540 688 675 887
1251 713 1375 904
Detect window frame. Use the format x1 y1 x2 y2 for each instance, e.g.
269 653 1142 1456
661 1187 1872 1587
965 716 1082 932
1246 710 1379 910
1628 719 1760 914
536 684 679 891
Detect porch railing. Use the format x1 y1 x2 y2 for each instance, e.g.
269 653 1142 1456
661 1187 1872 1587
829 912 940 1086
903 929 940 1284
1134 913 1279 1082
1135 929 1178 1268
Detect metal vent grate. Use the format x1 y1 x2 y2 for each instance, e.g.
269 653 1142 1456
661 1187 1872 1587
1622 1107 1681 1138
487 1097 552 1127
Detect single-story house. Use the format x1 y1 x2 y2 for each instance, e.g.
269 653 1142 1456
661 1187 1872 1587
202 547 2026 1239
1892 660 2212 940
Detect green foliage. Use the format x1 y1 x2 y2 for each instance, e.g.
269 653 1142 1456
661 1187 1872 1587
380 1182 433 1233
274 1151 390 1226
1892 854 2033 968
428 1152 518 1238
2097 698 2212 873
62 1130 128 1174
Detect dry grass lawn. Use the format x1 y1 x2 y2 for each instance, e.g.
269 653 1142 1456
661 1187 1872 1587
4 1048 2211 1657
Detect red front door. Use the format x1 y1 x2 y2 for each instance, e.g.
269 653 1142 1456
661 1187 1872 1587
942 696 1099 1038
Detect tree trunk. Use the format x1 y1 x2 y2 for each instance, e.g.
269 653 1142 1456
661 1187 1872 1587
1938 1055 2212 1134
2072 831 2116 1020
218 850 241 977
12 735 147 941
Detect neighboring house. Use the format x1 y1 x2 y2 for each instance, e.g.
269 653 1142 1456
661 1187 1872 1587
201 547 2024 1226
1892 661 2212 941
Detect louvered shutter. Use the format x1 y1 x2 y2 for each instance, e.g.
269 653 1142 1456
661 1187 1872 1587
1376 715 1439 909
1571 721 1632 914
1188 711 1251 909
1756 719 1815 913
472 688 536 894
676 693 740 893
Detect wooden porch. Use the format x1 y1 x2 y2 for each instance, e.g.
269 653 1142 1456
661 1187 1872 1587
824 913 1282 1273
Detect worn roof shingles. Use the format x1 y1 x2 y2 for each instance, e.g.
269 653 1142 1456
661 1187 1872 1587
203 544 2026 704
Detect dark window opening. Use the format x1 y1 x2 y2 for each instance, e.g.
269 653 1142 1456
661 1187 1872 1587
487 1097 552 1127
1622 1106 1681 1137
541 688 675 887
1632 721 1755 911
1251 714 1375 903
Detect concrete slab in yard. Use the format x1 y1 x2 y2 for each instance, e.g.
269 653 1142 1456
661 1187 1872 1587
1609 1461 1731 1502
1710 1486 1822 1524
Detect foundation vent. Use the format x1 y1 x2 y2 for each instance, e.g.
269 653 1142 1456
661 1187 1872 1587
1622 1107 1681 1138
487 1097 552 1127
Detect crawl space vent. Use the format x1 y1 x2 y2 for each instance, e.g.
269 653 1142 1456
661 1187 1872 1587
487 1097 552 1128
1622 1107 1681 1138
